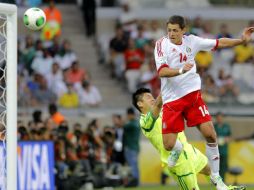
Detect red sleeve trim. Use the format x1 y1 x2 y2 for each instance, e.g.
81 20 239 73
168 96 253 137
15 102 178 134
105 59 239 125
157 64 169 74
156 36 166 57
212 39 219 51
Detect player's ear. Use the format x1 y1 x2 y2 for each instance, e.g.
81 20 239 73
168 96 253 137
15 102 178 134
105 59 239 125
182 27 187 33
137 101 143 110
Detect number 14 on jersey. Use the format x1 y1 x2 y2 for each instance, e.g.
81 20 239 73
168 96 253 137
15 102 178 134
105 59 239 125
179 53 187 63
199 105 209 117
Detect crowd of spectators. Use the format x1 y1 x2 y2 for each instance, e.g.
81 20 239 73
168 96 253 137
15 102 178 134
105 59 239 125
17 1 102 108
18 35 102 108
18 105 141 189
98 2 254 104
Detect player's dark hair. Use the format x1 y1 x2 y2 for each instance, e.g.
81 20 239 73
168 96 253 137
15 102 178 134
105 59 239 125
167 15 186 29
132 88 151 112
48 103 57 115
127 107 135 115
216 112 224 117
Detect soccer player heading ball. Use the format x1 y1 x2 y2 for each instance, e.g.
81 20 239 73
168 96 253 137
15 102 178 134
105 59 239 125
154 15 254 190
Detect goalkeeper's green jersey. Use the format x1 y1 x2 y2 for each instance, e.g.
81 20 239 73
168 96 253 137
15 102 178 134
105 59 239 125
140 111 192 167
140 111 208 189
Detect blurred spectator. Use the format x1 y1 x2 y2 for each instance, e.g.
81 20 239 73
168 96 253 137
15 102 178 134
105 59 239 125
42 0 62 40
233 43 254 63
54 40 77 70
214 112 232 181
200 22 214 39
48 103 65 125
35 39 44 55
143 39 156 58
18 126 30 141
78 125 95 160
87 119 104 159
78 80 102 107
18 73 34 106
63 124 80 162
54 123 77 183
147 20 164 41
32 74 57 105
131 23 150 50
100 0 116 6
189 16 203 36
48 36 61 56
195 51 213 71
39 126 51 140
124 38 144 93
82 0 96 37
73 123 83 141
111 114 125 164
202 75 220 103
123 107 140 187
102 126 116 163
118 2 137 34
65 61 87 84
217 23 233 39
216 23 235 62
45 62 67 98
22 35 36 74
31 49 54 76
27 73 40 94
26 0 42 7
216 69 239 99
139 57 160 96
72 122 94 181
30 129 41 140
59 83 79 108
18 40 24 69
44 118 57 129
32 110 43 124
109 25 128 79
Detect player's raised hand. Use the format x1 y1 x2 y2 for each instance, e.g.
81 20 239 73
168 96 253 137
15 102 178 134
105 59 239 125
182 63 194 73
241 27 254 43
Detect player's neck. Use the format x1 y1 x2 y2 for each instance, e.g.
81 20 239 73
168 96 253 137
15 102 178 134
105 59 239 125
141 109 149 115
173 39 182 45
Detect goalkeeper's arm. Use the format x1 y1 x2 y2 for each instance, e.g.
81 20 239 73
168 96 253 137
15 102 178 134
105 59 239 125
151 94 162 119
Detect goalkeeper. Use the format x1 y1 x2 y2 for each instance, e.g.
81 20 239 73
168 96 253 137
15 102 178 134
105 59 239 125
132 88 245 190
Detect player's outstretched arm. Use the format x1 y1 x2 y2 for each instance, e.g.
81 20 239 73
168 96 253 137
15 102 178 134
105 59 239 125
151 94 162 118
218 27 254 48
158 63 194 78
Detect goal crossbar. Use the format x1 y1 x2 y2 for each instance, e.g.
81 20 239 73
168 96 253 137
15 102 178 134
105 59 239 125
0 4 17 15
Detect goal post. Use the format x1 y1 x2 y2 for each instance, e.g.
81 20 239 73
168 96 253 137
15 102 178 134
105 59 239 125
0 3 17 190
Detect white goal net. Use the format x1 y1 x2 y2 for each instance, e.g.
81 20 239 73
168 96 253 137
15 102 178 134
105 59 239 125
0 3 17 190
0 14 7 190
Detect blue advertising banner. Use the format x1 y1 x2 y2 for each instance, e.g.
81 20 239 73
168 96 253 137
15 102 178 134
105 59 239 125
17 141 55 190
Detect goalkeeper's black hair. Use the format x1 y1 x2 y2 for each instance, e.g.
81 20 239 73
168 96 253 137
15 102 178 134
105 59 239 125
167 15 186 29
132 88 151 112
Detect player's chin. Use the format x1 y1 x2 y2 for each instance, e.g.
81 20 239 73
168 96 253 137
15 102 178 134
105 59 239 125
170 38 177 43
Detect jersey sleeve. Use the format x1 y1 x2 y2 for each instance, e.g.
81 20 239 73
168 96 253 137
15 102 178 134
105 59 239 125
190 35 218 52
140 111 157 130
154 38 169 73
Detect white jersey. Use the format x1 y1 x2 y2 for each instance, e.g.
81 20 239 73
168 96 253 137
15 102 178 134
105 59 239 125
154 35 218 104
